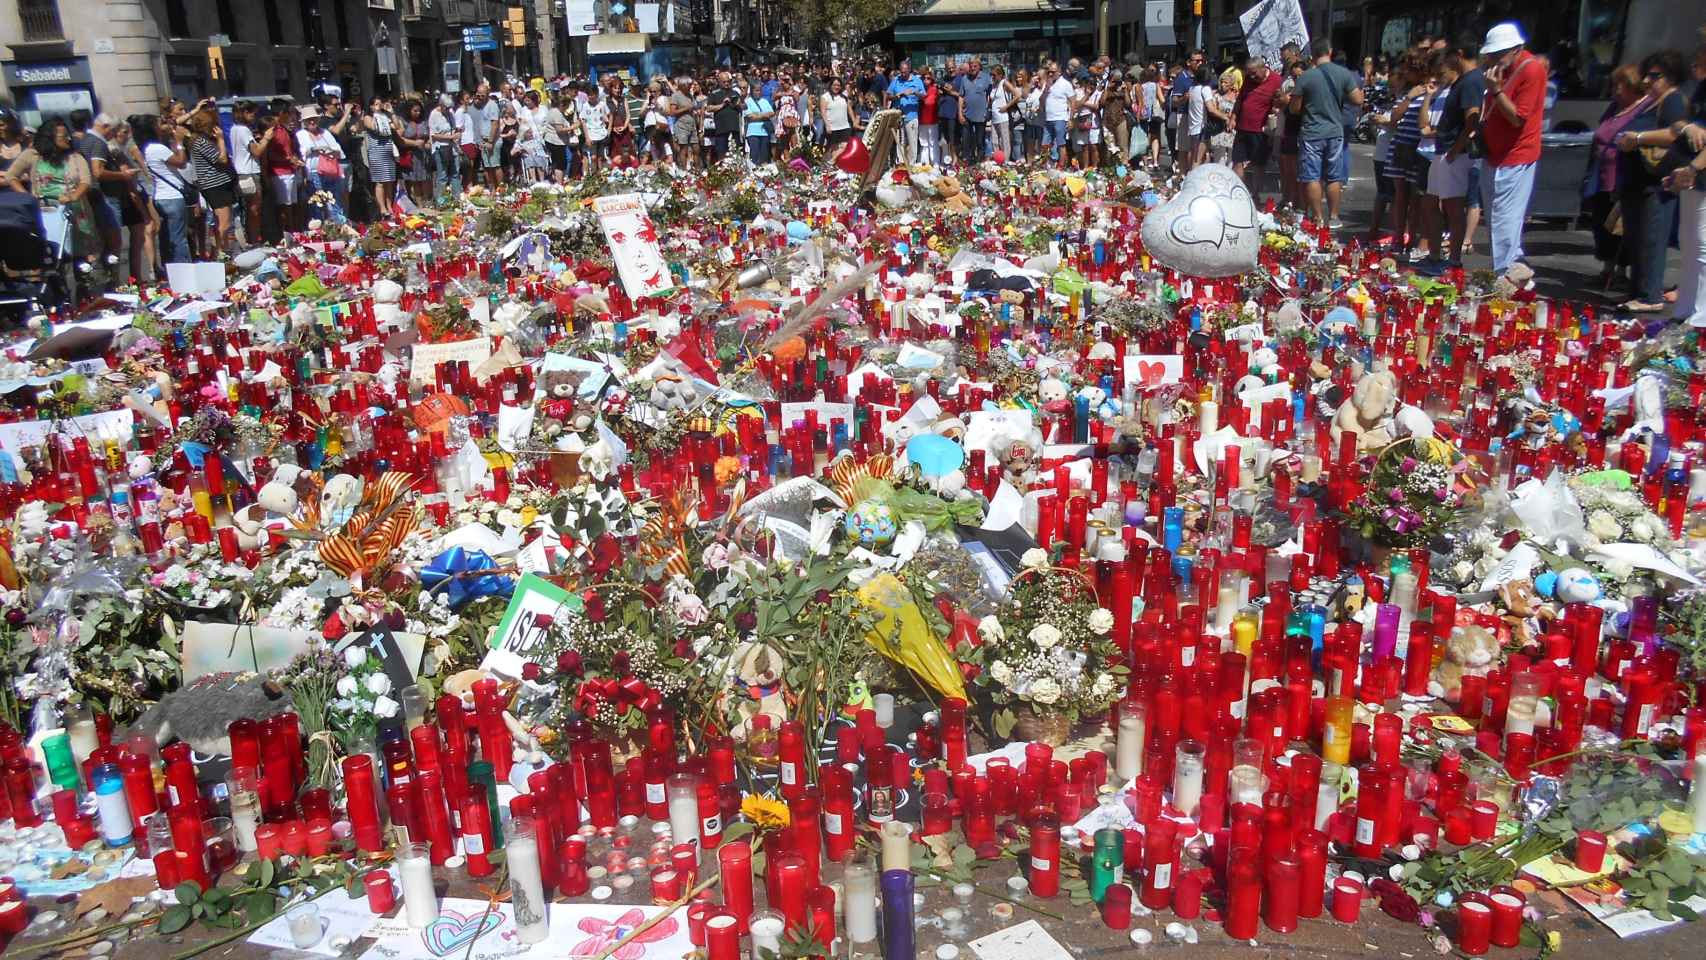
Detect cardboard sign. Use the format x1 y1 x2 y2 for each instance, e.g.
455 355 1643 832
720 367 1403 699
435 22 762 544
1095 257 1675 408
355 899 692 960
179 621 317 683
481 573 581 679
410 337 493 387
0 408 133 455
592 193 673 300
1122 354 1185 390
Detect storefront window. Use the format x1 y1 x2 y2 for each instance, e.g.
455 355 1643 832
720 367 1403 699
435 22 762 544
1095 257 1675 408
168 56 205 104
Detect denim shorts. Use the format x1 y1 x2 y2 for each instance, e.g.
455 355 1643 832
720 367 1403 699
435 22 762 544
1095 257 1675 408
1043 119 1069 146
1298 136 1347 184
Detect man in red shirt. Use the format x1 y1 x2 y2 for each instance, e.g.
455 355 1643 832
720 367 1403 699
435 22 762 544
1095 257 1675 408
1231 57 1284 197
1478 22 1548 280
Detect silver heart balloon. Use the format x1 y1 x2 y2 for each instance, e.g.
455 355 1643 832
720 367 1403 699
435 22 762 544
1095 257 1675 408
1139 163 1261 278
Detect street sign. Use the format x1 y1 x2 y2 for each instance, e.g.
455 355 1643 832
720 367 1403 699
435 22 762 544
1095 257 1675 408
462 25 495 41
465 38 499 51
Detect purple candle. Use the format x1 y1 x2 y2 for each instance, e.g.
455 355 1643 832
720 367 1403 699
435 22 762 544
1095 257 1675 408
880 870 914 960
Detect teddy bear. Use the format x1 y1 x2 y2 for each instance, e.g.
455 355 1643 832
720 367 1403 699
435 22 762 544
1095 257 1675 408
989 421 1044 490
726 642 790 741
648 374 699 412
230 463 305 550
538 368 594 430
936 176 974 213
1330 366 1399 454
1433 622 1500 701
1038 377 1071 415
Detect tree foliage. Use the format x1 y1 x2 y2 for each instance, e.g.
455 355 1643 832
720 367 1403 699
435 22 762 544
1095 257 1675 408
783 0 915 43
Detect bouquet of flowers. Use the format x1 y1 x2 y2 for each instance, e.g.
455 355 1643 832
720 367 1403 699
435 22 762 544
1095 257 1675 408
327 644 401 754
964 551 1123 744
1345 438 1471 549
1570 472 1674 550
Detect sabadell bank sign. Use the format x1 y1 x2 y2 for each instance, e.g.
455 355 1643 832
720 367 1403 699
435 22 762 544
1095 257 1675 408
3 60 93 87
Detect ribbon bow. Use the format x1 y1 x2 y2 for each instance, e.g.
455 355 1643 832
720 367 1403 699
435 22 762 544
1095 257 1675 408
420 547 514 611
575 674 662 717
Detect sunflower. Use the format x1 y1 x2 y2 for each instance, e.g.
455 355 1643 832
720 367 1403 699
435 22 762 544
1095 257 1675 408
740 794 791 831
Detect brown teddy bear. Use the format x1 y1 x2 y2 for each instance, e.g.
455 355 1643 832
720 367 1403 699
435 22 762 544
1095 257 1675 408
538 368 594 430
1433 622 1499 701
936 176 975 213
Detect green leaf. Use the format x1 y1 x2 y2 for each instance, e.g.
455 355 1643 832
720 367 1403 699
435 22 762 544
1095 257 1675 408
174 882 201 905
242 892 277 923
158 905 193 935
952 845 976 869
992 708 1017 740
722 821 755 844
259 858 277 888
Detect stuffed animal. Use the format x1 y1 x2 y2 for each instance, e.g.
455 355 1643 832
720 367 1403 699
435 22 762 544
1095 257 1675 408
936 176 974 213
648 374 699 411
727 642 790 741
1497 578 1555 645
538 368 594 430
1433 623 1499 700
230 464 304 549
989 422 1044 490
1038 377 1070 415
1331 366 1399 454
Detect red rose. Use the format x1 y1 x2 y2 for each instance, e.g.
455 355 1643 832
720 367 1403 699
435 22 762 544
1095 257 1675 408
611 651 632 675
557 651 583 676
522 662 542 682
534 613 555 630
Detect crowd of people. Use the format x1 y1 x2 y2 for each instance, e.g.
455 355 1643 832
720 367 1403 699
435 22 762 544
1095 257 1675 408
2 24 1705 324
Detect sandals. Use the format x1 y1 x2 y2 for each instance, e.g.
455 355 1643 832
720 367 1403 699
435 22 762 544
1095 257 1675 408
1621 300 1667 314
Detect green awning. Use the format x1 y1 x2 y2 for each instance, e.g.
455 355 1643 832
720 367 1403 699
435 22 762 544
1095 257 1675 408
894 17 1093 43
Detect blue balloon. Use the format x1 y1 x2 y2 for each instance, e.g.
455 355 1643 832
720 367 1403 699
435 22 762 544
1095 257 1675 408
905 434 966 478
895 241 910 257
1140 191 1162 208
1115 165 1128 177
786 220 813 242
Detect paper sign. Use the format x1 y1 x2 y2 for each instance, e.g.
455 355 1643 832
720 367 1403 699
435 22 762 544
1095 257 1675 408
410 338 494 386
1479 542 1543 593
968 920 1076 960
1240 0 1311 68
781 401 855 431
164 261 228 296
1588 542 1703 585
179 621 317 683
356 900 693 960
0 408 133 454
1123 353 1185 390
592 193 673 300
482 573 582 679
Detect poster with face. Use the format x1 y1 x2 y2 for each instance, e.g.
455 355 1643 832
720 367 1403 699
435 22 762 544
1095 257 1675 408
592 194 674 300
1240 0 1311 69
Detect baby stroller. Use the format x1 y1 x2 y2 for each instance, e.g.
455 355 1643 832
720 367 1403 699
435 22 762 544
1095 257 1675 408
0 190 71 323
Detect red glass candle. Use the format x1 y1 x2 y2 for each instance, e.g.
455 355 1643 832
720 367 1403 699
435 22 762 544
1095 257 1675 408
1296 829 1328 917
162 742 200 819
1139 819 1176 910
1331 877 1363 922
342 755 384 852
1470 800 1499 840
306 819 333 856
771 852 809 933
1487 888 1525 947
1224 849 1262 939
1263 851 1301 933
778 722 807 801
1456 895 1492 955
704 910 742 960
1028 812 1062 897
1575 829 1608 873
718 841 754 933
255 823 283 860
1101 882 1133 930
364 869 396 914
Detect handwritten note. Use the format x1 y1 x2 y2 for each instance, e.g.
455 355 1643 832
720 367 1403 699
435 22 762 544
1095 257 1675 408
409 338 494 387
1122 353 1185 390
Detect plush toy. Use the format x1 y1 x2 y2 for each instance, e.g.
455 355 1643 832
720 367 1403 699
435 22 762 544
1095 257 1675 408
989 422 1044 490
230 463 305 550
1331 366 1399 454
648 374 699 412
936 176 974 213
1535 567 1604 605
1434 623 1499 700
538 368 594 430
319 474 364 528
1497 578 1556 645
727 642 790 740
1037 377 1070 415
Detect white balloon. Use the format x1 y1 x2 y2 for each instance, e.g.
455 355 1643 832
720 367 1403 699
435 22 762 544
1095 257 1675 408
1139 163 1261 278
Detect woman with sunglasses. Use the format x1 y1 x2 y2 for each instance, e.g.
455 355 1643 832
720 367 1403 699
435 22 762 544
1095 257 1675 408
1615 51 1691 313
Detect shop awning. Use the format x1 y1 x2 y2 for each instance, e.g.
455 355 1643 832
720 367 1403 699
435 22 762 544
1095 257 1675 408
894 17 1093 43
587 33 650 56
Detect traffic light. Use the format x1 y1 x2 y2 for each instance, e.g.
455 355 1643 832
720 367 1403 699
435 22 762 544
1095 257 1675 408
1193 0 1203 14
505 6 527 46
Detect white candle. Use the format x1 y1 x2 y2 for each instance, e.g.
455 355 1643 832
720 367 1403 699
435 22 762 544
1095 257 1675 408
68 718 99 765
750 911 787 957
873 694 896 729
287 904 322 949
1115 712 1145 783
1199 399 1218 434
667 773 702 854
880 821 913 872
842 856 878 944
1172 740 1206 817
226 771 261 853
398 843 438 928
506 821 548 944
1690 753 1706 833
1315 764 1341 830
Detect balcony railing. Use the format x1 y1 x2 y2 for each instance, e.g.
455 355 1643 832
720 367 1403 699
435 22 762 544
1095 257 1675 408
19 0 65 42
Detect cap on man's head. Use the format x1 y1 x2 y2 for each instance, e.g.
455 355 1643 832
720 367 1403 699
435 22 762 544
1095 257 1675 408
1480 22 1526 56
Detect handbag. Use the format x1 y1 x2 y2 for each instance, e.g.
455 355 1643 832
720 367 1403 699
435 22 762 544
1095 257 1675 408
1638 92 1680 175
162 166 199 206
315 152 342 178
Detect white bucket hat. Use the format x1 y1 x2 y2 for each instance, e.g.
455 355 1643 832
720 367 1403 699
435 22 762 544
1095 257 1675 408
1481 22 1526 56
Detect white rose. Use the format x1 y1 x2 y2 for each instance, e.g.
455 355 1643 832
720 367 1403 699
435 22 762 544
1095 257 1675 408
365 674 393 696
1029 624 1062 648
989 661 1013 685
343 646 368 670
674 593 709 626
335 676 359 697
1021 548 1050 569
1087 609 1114 635
1630 516 1663 543
1029 677 1062 705
1587 510 1622 541
1092 673 1116 698
977 616 1005 642
373 695 400 719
